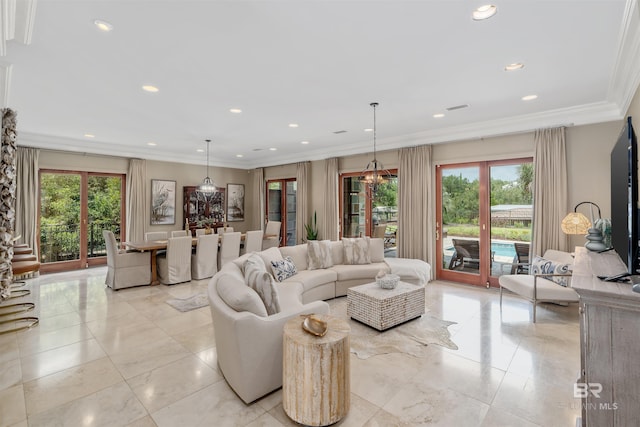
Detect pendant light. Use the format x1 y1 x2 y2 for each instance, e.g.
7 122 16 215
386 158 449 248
197 139 216 197
359 102 391 198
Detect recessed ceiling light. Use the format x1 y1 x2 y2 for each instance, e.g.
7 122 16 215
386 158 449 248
229 108 242 113
522 94 538 101
236 154 244 158
472 5 497 20
196 149 204 153
288 123 299 128
142 85 159 93
269 148 277 151
147 142 157 146
505 62 525 71
433 113 445 118
94 20 113 32
84 133 95 138
364 128 373 132
300 141 310 145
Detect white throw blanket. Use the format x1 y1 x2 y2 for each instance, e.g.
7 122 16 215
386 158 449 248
384 257 431 285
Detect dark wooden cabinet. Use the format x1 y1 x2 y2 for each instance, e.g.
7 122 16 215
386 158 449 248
183 186 225 234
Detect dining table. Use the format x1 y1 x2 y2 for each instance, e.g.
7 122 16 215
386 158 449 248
125 233 275 285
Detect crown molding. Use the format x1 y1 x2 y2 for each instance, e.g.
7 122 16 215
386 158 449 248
0 0 36 56
608 0 640 114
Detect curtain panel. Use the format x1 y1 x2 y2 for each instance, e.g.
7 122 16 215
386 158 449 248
398 145 434 270
321 158 339 240
532 127 569 255
254 168 265 230
296 162 310 244
16 147 39 252
126 159 147 242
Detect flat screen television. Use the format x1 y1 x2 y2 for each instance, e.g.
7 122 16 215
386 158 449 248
610 116 639 274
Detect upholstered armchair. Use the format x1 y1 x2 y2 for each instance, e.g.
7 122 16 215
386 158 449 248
103 230 151 290
499 249 579 322
157 236 192 285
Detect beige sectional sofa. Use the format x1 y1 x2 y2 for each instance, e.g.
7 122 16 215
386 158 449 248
207 237 431 403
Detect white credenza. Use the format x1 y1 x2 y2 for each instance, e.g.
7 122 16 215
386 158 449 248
572 247 640 426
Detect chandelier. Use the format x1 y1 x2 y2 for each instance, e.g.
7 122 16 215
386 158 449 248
197 139 217 198
359 102 391 197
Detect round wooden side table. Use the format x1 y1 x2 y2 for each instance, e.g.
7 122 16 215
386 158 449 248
282 314 351 426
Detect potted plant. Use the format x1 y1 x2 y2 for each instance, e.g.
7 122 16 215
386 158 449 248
305 211 319 241
197 218 217 234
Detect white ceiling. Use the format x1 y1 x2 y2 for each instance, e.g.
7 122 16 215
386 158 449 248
4 0 640 169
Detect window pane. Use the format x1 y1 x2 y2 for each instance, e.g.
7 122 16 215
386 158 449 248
87 176 122 258
40 173 81 263
342 177 366 238
286 181 297 246
267 182 282 222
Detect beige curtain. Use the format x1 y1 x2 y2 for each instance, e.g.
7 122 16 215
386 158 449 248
296 161 310 244
254 168 265 230
126 159 147 242
532 127 569 255
321 158 339 240
15 147 39 252
398 145 434 269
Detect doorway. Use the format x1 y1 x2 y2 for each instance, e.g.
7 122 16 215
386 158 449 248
436 159 533 287
39 170 126 273
266 179 297 246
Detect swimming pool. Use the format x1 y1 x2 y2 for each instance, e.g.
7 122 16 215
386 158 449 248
445 241 526 259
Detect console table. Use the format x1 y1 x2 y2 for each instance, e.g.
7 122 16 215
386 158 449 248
572 247 640 426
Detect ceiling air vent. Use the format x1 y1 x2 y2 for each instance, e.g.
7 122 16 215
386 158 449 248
252 148 263 152
446 104 470 111
333 130 347 134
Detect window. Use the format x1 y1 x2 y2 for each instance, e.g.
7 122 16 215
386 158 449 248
266 179 297 246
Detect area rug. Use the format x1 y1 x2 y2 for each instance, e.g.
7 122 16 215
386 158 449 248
328 299 458 359
166 293 209 312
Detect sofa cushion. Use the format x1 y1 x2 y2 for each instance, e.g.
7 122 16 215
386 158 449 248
283 268 338 292
343 237 371 265
279 245 308 271
243 254 281 315
271 256 298 282
369 238 384 263
259 247 283 271
331 262 389 282
500 274 579 302
331 241 344 265
530 256 571 287
217 272 268 317
307 240 334 270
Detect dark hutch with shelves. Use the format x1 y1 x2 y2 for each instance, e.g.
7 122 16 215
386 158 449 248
183 186 225 235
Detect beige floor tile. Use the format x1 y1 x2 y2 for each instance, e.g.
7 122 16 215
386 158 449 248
109 336 190 379
28 381 148 427
0 384 26 426
171 322 215 353
126 415 159 427
24 311 83 334
151 381 266 427
0 333 19 365
0 358 22 391
91 321 171 356
480 406 542 427
153 308 211 336
246 412 285 427
17 324 93 357
20 338 106 381
362 408 412 427
195 347 220 372
127 354 222 412
23 357 123 416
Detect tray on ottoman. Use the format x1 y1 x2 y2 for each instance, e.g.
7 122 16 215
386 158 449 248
347 281 425 331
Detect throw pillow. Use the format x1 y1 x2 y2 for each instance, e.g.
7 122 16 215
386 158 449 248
217 274 268 317
530 256 572 287
307 240 334 270
271 256 298 282
343 237 371 265
242 254 281 315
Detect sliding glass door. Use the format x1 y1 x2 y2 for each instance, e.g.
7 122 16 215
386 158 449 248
436 158 533 287
266 179 297 246
39 170 125 272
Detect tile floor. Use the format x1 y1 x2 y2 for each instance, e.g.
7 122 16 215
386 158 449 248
0 267 581 426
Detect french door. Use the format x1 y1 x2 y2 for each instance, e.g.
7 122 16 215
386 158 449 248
339 172 398 239
436 158 533 287
39 170 126 273
266 179 296 246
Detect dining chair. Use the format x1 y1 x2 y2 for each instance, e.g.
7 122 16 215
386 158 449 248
241 230 264 255
262 220 281 250
195 228 207 236
157 236 192 285
103 230 151 290
191 234 219 280
216 227 235 234
145 231 168 241
218 231 241 268
171 230 188 237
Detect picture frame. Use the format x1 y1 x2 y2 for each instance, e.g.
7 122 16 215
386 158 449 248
151 179 176 225
226 183 245 222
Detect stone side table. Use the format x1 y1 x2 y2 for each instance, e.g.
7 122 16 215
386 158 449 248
282 315 350 426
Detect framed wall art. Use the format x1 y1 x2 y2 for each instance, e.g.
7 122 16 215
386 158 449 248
226 183 245 222
151 179 176 225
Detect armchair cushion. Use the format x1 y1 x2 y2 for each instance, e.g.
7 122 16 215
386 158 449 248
243 254 281 315
530 256 571 287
